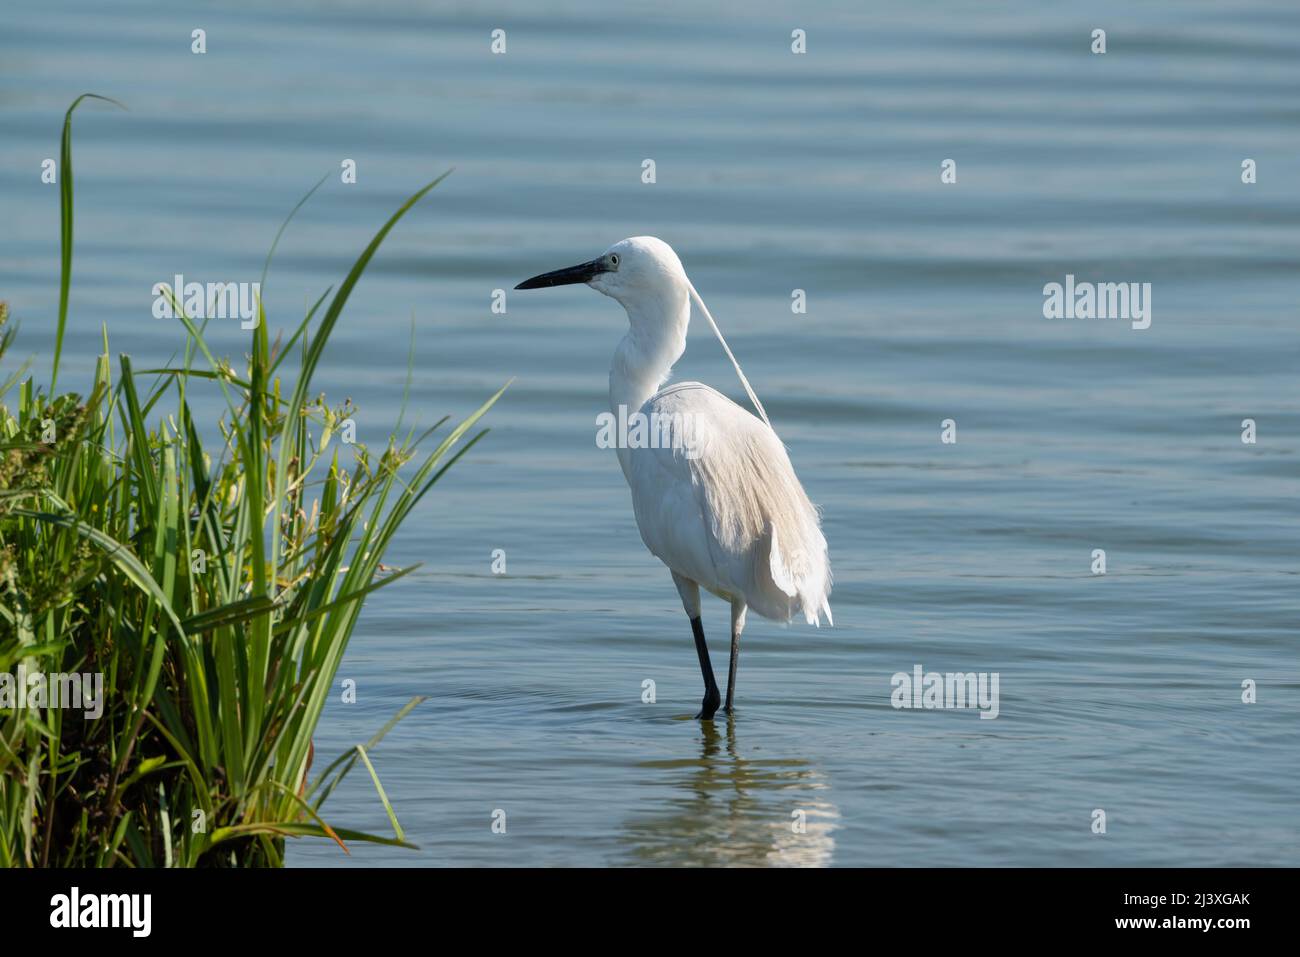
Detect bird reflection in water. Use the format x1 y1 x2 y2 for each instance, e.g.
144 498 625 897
621 720 839 867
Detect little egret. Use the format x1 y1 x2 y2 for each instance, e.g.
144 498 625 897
516 237 832 720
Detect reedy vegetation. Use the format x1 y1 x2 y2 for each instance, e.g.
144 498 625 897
0 95 503 866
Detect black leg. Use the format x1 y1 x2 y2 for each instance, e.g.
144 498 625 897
724 626 740 715
724 603 746 716
690 616 721 720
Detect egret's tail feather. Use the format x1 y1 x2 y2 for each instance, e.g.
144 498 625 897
763 522 832 626
692 418 832 625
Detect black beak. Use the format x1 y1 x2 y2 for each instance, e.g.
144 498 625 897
515 257 605 290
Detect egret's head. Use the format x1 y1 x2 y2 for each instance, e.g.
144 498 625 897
515 236 687 309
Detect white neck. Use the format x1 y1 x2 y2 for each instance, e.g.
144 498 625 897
608 285 690 415
608 285 689 467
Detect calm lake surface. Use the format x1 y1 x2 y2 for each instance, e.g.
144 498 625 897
2 0 1297 866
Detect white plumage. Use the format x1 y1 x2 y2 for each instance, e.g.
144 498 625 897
626 381 833 627
517 236 831 719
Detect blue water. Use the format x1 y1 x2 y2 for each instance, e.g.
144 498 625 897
2 0 1297 866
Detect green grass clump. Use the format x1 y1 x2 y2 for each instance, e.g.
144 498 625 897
0 95 504 866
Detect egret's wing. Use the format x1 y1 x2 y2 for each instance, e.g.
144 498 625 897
623 387 722 592
625 383 832 624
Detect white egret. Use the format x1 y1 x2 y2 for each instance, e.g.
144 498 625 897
516 237 832 720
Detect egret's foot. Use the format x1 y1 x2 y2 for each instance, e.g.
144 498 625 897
695 687 721 721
